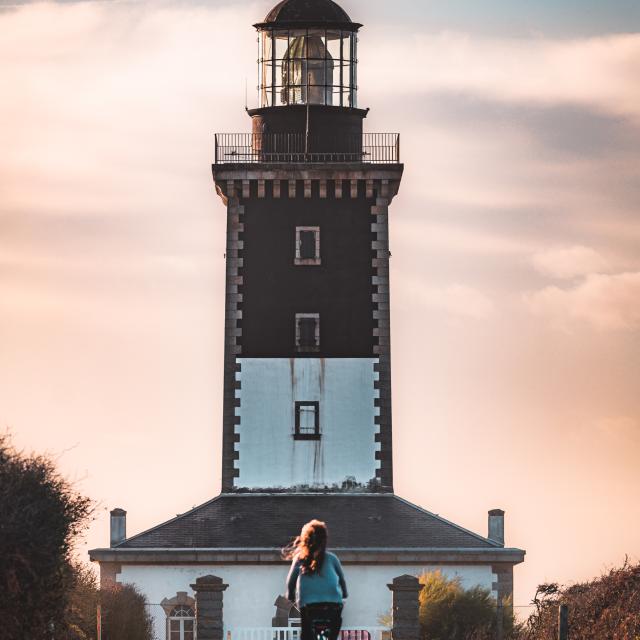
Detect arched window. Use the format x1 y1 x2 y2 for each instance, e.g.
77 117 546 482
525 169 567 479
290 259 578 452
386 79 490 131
168 605 195 640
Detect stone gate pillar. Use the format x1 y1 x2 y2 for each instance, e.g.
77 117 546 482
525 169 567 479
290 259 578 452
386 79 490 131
387 575 423 640
190 575 229 640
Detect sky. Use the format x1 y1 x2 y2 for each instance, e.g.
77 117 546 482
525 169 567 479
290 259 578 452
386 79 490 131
1 0 640 618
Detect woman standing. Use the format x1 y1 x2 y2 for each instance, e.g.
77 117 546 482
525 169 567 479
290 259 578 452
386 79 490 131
284 519 348 640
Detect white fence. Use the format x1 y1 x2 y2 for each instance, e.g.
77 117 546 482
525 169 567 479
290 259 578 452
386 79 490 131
225 627 390 640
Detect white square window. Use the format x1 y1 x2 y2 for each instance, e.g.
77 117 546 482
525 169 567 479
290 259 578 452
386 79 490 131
295 227 321 265
295 313 320 352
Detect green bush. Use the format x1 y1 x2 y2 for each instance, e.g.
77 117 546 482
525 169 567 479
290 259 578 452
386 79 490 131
60 565 154 640
419 570 514 640
518 561 640 640
0 433 93 639
63 562 99 640
100 583 154 640
0 433 154 640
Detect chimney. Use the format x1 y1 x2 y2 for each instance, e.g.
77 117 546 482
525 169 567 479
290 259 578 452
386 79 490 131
488 509 505 546
110 508 127 547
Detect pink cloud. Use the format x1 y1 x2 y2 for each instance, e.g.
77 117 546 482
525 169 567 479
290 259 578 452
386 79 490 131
525 272 640 330
531 245 609 279
401 276 495 320
363 31 640 121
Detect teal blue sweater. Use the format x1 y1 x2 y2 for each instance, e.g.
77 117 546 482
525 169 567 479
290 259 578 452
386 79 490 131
286 551 348 608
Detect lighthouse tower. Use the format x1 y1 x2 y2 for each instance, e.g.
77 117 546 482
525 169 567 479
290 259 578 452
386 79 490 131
215 0 400 494
91 1 524 634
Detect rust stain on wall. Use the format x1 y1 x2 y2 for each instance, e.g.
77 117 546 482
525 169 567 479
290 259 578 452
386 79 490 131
312 438 324 485
289 357 296 390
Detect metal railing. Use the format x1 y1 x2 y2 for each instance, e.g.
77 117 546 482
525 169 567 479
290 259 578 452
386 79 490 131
215 133 400 164
224 627 390 640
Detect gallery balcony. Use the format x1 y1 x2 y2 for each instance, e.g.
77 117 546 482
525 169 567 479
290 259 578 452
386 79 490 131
214 133 400 165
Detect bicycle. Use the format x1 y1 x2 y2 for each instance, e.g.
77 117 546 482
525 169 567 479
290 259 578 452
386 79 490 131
302 603 342 640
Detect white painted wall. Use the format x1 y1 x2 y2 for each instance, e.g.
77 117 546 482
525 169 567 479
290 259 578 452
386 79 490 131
116 562 496 638
235 358 379 489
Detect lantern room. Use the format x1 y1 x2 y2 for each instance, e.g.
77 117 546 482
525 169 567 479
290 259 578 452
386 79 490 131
254 0 361 108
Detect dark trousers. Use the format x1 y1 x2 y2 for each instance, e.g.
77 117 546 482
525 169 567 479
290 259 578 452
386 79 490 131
300 602 343 640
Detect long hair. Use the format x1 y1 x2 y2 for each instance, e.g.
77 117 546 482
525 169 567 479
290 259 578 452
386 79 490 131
282 519 328 574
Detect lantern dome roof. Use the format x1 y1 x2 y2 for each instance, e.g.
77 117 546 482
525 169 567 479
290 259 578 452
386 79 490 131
258 0 358 28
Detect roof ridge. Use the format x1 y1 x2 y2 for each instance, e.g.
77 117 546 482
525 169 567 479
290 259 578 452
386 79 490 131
219 492 394 497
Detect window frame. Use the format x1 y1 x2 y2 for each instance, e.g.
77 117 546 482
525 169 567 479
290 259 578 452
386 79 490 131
295 226 321 266
167 606 195 640
294 401 321 440
295 313 320 352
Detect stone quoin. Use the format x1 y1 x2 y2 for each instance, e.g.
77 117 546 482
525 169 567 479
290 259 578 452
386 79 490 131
90 0 525 635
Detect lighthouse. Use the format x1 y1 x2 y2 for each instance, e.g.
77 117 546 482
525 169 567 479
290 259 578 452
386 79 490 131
90 1 525 635
215 0 399 494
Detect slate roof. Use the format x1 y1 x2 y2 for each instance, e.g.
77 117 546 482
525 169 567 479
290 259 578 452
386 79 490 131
116 494 500 550
261 0 354 26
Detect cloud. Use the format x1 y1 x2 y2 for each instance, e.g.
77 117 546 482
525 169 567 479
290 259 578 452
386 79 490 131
532 246 609 279
403 278 495 320
525 272 640 331
363 31 640 122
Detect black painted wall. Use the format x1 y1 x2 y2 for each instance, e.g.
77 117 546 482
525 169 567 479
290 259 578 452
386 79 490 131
241 182 375 357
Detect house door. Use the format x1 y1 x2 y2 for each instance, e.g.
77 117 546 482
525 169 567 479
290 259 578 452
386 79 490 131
168 605 195 640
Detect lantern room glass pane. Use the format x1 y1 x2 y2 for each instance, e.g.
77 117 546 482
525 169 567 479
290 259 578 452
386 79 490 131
274 30 289 59
343 33 351 62
259 31 275 107
326 30 341 62
263 63 274 106
262 30 272 61
288 29 307 58
306 30 326 59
